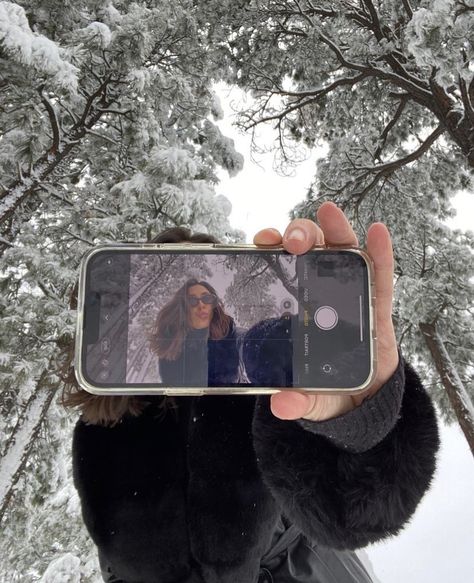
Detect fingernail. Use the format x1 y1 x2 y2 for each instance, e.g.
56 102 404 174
287 228 306 242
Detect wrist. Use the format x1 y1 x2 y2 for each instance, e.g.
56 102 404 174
297 353 406 452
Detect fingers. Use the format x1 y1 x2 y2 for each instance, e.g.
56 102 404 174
253 228 282 246
254 220 324 255
366 222 394 323
282 219 325 254
316 201 359 247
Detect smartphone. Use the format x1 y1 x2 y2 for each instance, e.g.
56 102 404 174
74 244 377 396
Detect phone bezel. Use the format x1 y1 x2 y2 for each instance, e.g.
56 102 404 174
74 243 377 396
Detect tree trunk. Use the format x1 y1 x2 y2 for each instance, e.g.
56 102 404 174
419 321 474 457
0 367 57 524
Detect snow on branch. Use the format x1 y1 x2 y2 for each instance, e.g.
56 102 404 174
37 86 61 154
374 96 409 161
0 1 79 92
368 125 445 174
0 380 55 522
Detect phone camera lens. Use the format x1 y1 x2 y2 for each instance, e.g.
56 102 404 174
281 298 294 311
322 363 332 374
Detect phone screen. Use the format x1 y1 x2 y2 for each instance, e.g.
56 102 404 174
81 249 371 391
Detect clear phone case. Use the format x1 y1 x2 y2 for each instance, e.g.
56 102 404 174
74 243 377 396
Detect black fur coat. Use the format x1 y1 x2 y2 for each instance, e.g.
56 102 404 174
72 343 439 583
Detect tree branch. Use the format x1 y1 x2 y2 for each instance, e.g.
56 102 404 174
361 0 385 41
360 124 445 174
374 95 408 160
72 76 111 132
459 74 474 125
401 0 414 19
37 86 61 154
243 71 371 129
84 127 118 145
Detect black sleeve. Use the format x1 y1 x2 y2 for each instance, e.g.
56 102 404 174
251 358 440 550
295 348 405 453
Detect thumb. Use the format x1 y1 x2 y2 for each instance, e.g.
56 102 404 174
271 392 355 421
270 392 315 420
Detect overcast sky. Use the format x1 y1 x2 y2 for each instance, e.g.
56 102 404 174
215 83 474 583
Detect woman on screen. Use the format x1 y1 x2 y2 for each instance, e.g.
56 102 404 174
149 278 240 387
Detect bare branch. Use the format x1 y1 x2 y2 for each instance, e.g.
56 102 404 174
325 125 446 207
243 71 370 129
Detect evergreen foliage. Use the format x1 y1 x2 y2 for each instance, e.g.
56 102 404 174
198 0 474 443
1 0 473 579
0 1 243 579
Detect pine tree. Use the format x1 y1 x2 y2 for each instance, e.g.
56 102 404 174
0 1 243 578
198 0 474 452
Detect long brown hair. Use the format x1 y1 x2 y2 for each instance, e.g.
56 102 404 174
60 227 220 427
150 279 231 360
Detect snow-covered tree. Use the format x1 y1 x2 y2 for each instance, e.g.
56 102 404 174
223 254 296 328
202 0 473 176
196 0 474 452
0 0 244 579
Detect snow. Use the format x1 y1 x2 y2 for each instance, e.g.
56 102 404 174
405 0 473 88
102 2 123 25
0 181 32 223
0 390 51 511
38 553 81 583
427 328 474 425
211 93 225 120
81 22 112 48
148 147 199 180
0 1 79 92
127 68 151 92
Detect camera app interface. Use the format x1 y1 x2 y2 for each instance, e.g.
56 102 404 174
82 250 370 390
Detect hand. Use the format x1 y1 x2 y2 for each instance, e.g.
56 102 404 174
253 201 399 422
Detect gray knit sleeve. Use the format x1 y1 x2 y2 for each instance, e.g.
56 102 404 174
295 350 405 453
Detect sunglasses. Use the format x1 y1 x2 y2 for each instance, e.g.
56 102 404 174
187 294 216 307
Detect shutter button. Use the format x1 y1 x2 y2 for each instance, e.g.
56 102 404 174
314 306 338 330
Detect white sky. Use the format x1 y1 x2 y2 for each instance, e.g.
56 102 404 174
215 83 474 583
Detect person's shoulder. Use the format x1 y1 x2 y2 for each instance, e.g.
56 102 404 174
245 315 294 339
73 397 175 433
